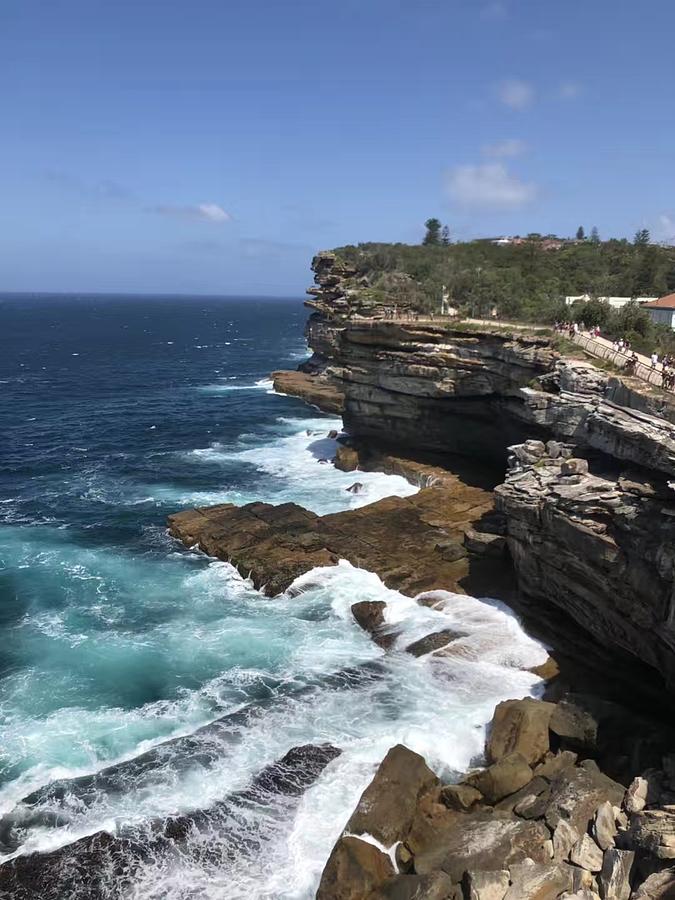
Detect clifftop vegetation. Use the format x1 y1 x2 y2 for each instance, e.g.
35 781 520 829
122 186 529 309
333 232 675 322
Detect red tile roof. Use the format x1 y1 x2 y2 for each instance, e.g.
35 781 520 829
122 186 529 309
643 293 675 309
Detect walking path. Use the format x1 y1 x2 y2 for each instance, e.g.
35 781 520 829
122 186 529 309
570 332 667 389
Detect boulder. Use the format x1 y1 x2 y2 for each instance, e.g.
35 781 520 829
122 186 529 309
465 868 510 900
405 629 465 658
487 699 556 766
411 808 550 880
351 601 397 650
346 482 365 494
631 867 675 898
621 808 675 860
463 529 507 557
495 776 549 817
440 783 483 812
625 776 649 814
549 700 599 754
315 835 395 900
598 847 634 900
334 445 360 472
503 859 573 899
534 751 578 781
569 833 603 872
369 871 459 900
561 458 589 476
467 753 533 804
328 430 339 439
544 761 624 837
593 800 617 850
527 656 560 681
570 866 597 893
552 818 580 861
345 744 439 846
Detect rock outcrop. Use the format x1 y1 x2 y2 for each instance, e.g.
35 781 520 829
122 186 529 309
495 440 675 690
168 463 495 597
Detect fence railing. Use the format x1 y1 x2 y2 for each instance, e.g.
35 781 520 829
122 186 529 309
571 333 664 388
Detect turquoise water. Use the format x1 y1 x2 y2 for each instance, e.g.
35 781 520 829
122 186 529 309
0 295 546 898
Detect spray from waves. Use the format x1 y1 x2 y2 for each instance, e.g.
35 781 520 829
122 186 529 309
0 561 548 899
159 417 418 514
197 378 274 393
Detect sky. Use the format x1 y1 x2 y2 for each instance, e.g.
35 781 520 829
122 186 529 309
2 0 675 295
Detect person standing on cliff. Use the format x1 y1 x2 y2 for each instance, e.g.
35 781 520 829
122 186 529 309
651 352 659 369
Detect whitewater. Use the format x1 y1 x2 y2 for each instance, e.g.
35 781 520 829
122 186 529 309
0 294 547 898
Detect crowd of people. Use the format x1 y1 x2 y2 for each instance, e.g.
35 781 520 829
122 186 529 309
553 320 675 391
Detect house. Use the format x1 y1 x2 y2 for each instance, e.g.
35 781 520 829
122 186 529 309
642 293 675 330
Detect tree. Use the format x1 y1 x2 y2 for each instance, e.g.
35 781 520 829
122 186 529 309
576 226 585 241
590 226 600 243
441 225 451 246
422 218 442 246
634 228 651 246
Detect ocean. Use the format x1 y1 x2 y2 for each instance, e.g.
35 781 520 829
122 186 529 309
0 294 546 898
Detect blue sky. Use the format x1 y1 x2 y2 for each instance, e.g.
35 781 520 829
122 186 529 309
2 0 675 294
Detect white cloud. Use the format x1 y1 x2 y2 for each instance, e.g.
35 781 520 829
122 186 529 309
497 79 535 110
656 214 675 243
153 203 232 223
446 162 537 210
482 138 527 158
480 1 507 21
559 81 582 100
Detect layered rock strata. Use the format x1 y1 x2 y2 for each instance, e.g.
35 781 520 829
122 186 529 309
495 440 675 691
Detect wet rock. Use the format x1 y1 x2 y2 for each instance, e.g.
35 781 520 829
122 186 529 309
440 783 483 812
334 444 360 472
467 752 533 804
503 858 573 899
593 800 618 850
345 744 439 846
527 656 560 681
487 698 555 766
465 868 510 900
328 429 339 439
316 835 395 900
569 833 603 872
346 482 364 494
405 629 465 657
599 847 634 900
351 601 397 650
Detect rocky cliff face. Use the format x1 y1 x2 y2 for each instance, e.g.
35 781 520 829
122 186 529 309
496 441 675 691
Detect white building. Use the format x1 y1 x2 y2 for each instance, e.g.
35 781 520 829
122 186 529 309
642 294 675 330
564 293 658 310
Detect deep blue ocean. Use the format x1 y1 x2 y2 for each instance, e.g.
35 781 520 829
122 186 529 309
0 295 545 898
